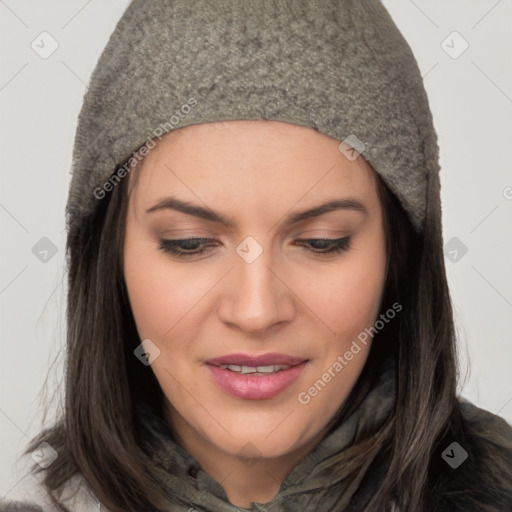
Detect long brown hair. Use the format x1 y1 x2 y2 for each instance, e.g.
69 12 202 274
21 145 504 511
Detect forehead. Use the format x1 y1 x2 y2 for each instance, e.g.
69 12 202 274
128 120 378 209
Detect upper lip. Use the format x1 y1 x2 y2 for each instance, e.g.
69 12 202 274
205 353 308 367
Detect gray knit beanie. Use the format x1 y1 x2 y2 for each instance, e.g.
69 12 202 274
66 0 440 234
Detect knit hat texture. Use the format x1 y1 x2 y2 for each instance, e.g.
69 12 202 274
66 0 440 234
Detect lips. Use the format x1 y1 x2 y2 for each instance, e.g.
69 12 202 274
205 352 307 367
204 352 309 400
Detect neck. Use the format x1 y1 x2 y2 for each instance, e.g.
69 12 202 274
163 402 331 508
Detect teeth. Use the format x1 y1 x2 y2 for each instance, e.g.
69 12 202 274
219 364 291 374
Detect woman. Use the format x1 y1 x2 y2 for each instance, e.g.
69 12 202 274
2 0 511 511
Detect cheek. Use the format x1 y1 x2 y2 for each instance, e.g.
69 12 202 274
297 240 386 339
123 233 196 342
335 264 385 330
126 275 173 339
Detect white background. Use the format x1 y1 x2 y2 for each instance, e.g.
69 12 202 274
1 0 511 497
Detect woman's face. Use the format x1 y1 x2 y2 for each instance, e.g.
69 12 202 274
123 120 387 461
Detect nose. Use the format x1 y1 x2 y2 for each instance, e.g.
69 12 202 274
217 248 296 336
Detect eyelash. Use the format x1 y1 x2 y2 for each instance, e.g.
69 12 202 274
157 237 352 259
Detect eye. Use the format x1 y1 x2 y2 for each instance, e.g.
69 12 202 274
158 237 218 258
157 236 352 259
295 236 351 255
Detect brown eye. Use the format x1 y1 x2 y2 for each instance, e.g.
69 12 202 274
158 238 217 258
295 237 351 255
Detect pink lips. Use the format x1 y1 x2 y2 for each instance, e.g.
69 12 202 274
204 352 309 400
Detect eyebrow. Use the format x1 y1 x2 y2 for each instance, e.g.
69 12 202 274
145 196 368 229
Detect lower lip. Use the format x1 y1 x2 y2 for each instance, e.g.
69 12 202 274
205 361 308 400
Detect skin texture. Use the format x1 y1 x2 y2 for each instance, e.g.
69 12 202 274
123 120 387 507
